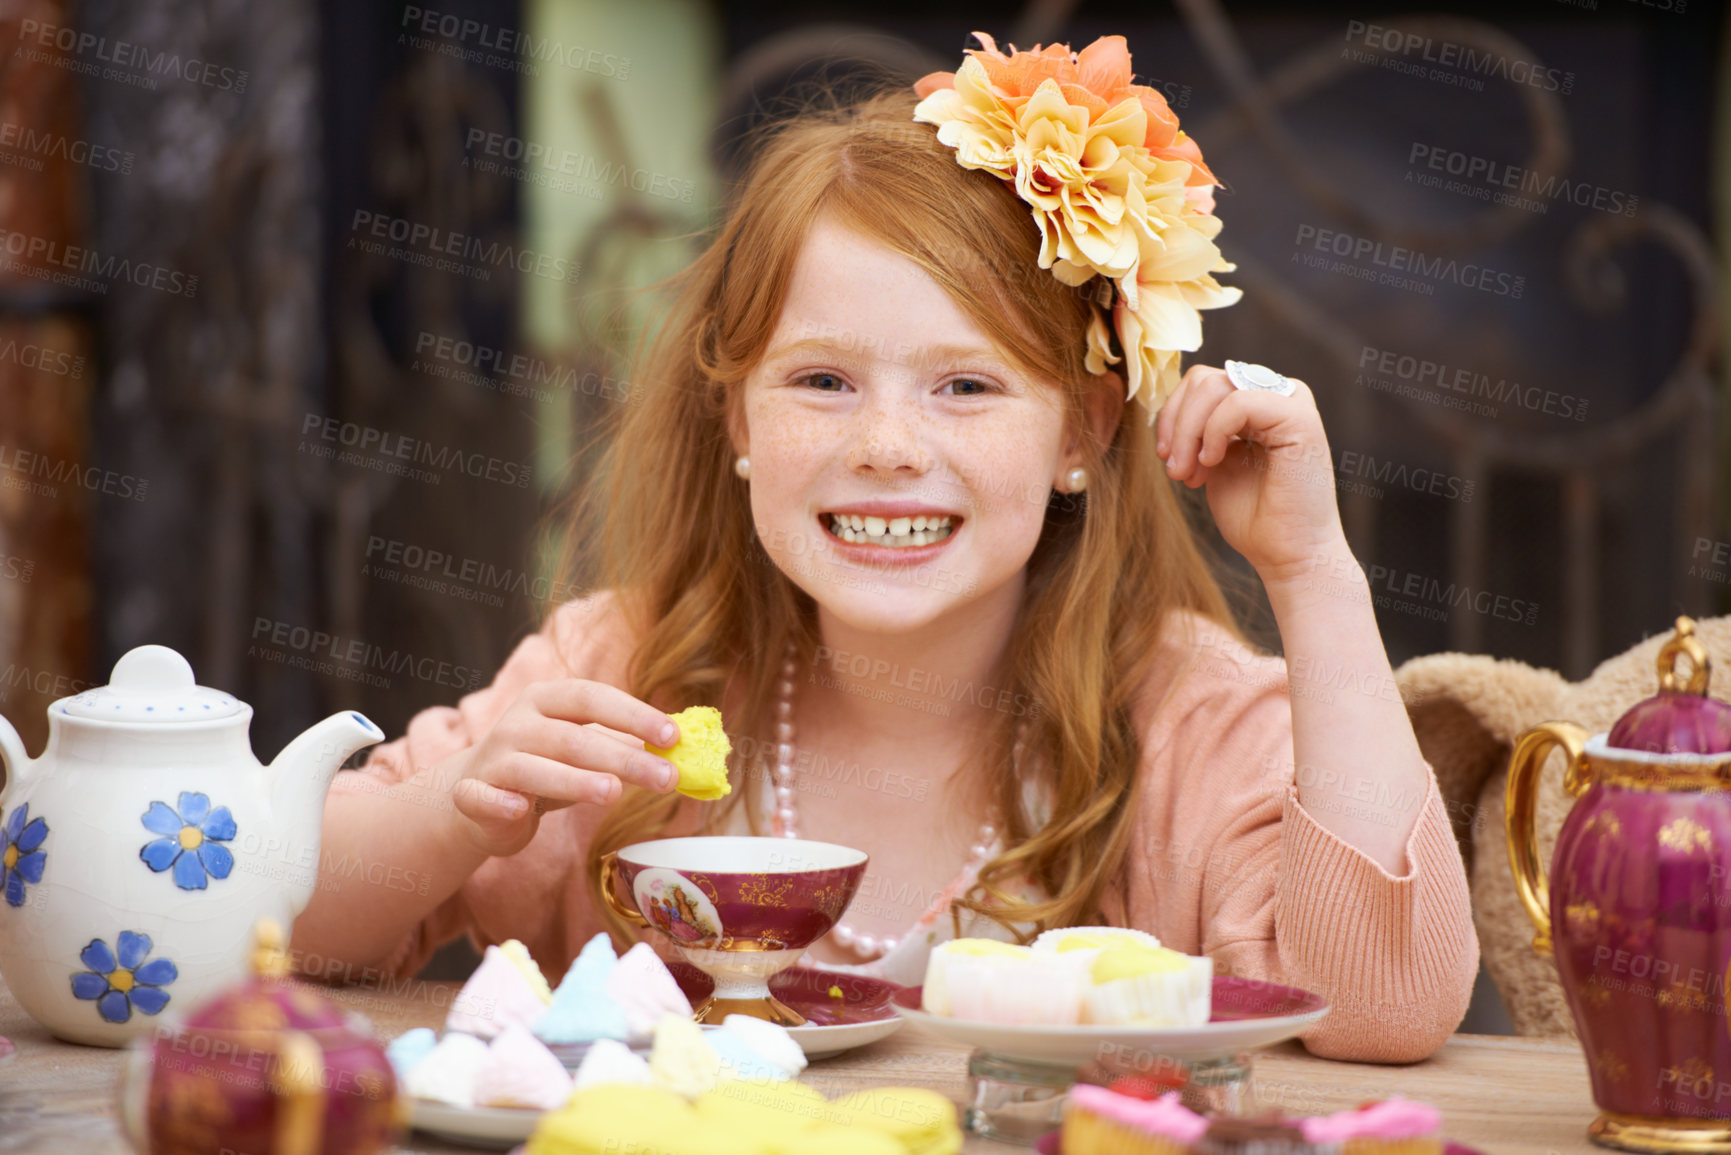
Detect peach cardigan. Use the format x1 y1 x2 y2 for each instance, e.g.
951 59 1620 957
333 590 1478 1062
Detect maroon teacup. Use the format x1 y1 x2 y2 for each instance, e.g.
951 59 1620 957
600 836 867 1026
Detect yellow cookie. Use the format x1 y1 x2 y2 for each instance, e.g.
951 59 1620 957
647 705 733 800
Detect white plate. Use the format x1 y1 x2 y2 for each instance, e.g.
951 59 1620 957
889 979 1329 1064
407 1098 544 1150
779 1013 905 1059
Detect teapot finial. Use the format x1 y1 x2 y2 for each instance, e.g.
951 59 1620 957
1656 616 1711 696
250 918 291 981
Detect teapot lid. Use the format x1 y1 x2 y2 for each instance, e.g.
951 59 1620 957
1605 617 1731 754
56 645 245 723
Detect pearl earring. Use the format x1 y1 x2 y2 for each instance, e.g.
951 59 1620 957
1065 466 1087 493
734 455 751 480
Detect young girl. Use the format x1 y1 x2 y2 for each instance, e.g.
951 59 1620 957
292 33 1478 1064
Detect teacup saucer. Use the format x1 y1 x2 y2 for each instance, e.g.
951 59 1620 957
671 962 906 1059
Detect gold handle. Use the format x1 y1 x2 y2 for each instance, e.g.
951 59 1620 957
598 851 649 928
1505 721 1589 957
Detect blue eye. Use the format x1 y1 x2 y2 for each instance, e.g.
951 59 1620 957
944 378 995 396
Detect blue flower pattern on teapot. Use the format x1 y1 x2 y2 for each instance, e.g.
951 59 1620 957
140 791 236 890
0 803 47 907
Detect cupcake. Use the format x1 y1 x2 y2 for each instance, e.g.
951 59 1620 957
1299 1099 1444 1154
1083 945 1213 1028
921 938 1088 1025
1032 925 1164 953
646 704 733 800
1061 1085 1208 1155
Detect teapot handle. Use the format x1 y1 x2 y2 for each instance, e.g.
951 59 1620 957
1505 721 1590 957
0 714 30 799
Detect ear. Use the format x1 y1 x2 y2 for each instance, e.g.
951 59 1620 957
1061 370 1126 474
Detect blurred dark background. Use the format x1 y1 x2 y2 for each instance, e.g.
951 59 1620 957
0 0 1722 1033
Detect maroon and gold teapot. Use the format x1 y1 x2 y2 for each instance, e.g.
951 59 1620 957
1509 616 1731 1152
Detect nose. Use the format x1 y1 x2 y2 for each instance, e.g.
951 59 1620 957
844 397 935 475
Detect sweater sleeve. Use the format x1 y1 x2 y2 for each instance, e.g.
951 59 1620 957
1120 615 1479 1063
328 590 632 979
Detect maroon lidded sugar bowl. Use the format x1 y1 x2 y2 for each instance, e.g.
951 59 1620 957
117 919 403 1155
1508 616 1731 1152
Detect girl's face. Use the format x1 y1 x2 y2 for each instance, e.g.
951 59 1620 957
734 216 1109 634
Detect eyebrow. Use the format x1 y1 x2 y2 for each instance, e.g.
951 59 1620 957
761 336 1008 369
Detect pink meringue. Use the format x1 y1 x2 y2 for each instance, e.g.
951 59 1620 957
472 1024 574 1111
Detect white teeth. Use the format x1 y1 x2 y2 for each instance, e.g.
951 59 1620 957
849 514 864 531
825 514 955 548
913 516 928 531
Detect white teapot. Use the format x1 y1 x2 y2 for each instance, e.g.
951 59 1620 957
0 644 382 1045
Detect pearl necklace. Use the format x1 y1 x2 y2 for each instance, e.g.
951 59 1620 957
769 640 1014 961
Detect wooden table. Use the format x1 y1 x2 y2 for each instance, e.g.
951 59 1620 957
0 975 1603 1153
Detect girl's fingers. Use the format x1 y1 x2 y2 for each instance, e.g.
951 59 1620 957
525 718 678 793
1154 364 1208 456
1197 378 1315 467
1165 368 1233 477
453 777 534 827
483 751 628 806
528 678 679 749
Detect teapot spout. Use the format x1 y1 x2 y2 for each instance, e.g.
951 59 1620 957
266 711 385 862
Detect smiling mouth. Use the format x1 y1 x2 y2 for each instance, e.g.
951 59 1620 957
820 512 960 548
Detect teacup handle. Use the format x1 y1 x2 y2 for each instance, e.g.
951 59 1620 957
1505 721 1590 957
597 851 649 928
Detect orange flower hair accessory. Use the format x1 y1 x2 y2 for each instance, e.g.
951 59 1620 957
913 32 1241 423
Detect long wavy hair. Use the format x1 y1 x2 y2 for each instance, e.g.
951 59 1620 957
560 87 1250 943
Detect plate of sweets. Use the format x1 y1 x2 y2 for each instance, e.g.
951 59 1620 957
388 937 814 1148
891 927 1330 1064
518 1079 966 1155
1043 1079 1485 1154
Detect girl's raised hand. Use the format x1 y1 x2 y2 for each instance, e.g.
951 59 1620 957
1153 364 1348 584
446 679 682 857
